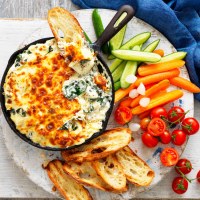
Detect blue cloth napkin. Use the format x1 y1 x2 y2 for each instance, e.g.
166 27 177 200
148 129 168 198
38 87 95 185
72 0 200 101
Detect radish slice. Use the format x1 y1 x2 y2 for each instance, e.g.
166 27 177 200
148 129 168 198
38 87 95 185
137 82 145 95
139 97 150 107
125 74 137 83
129 123 141 132
129 89 139 99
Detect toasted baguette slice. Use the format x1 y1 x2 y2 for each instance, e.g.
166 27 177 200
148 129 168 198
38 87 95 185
93 155 127 192
115 146 155 186
61 127 132 163
45 160 93 200
48 7 84 44
63 161 115 192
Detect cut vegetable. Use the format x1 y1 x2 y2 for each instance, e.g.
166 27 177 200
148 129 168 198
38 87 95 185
143 39 160 52
129 89 139 99
125 74 137 84
137 83 146 95
120 97 133 107
132 90 183 115
92 9 109 54
139 97 150 107
109 32 151 72
120 45 140 89
114 81 121 91
158 52 187 63
138 60 185 76
153 49 164 57
131 79 170 108
112 61 127 82
170 76 200 93
129 123 141 132
112 50 161 62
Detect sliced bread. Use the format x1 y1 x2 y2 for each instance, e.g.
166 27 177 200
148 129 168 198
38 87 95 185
61 127 132 163
115 146 155 186
93 155 127 192
45 160 93 200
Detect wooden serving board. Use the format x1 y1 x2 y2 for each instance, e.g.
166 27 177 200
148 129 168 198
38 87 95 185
0 10 200 199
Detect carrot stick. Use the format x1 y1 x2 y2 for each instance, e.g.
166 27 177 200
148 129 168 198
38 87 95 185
115 69 179 103
115 83 135 103
170 76 200 93
132 90 183 115
150 89 167 99
138 60 185 76
130 79 170 108
138 110 151 119
135 69 179 87
153 49 164 57
119 97 133 107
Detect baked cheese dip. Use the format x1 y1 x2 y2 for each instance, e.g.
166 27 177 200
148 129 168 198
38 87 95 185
4 39 112 148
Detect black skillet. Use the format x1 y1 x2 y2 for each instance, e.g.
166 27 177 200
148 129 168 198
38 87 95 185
0 5 135 151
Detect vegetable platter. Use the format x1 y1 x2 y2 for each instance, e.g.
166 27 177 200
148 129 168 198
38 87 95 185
0 9 197 200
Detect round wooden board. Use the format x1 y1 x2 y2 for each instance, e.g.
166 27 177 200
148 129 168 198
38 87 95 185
1 9 194 200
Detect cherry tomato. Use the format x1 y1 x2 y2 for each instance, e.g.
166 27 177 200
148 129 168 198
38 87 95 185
142 132 159 148
197 170 200 183
147 118 166 136
160 130 171 144
171 130 187 146
181 117 199 135
172 177 188 194
150 107 168 119
160 148 179 166
168 106 185 125
140 118 151 131
175 159 192 175
114 106 132 125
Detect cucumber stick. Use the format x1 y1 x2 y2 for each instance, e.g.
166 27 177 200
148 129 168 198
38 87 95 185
120 45 140 89
159 52 187 63
109 32 151 72
92 9 109 54
112 50 161 62
114 81 121 91
112 61 127 82
143 39 160 52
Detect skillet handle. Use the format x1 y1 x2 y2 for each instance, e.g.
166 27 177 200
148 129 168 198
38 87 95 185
94 5 135 49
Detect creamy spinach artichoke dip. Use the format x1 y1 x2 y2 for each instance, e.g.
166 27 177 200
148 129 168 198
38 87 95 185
4 39 112 148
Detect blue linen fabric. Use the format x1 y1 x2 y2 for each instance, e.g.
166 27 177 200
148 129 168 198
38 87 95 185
72 0 200 100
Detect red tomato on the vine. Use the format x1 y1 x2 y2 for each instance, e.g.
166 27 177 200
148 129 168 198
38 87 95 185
114 106 132 125
171 130 187 146
168 106 185 125
172 177 188 194
141 132 158 148
160 148 179 166
182 117 199 135
147 118 166 136
150 107 168 119
160 130 171 144
175 159 192 175
140 118 151 131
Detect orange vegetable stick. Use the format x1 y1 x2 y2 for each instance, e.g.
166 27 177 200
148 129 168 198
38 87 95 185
138 110 152 119
153 49 164 57
150 89 167 99
170 76 200 93
132 90 183 115
115 83 135 103
120 97 133 107
130 79 170 108
138 60 185 76
134 68 180 87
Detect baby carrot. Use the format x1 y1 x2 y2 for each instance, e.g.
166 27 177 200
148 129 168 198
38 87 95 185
132 90 183 115
130 79 170 108
120 97 133 107
170 76 200 93
138 60 185 76
138 110 152 119
153 49 164 57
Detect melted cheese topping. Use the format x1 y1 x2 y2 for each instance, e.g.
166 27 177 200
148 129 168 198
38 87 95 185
4 39 112 148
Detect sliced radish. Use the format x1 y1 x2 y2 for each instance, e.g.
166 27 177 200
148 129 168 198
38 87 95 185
125 74 137 83
129 123 141 132
129 89 139 99
137 82 145 95
139 97 150 107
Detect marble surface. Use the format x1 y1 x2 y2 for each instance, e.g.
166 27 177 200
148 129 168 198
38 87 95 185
0 0 200 199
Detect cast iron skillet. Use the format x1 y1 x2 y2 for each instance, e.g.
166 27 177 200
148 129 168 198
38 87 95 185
0 5 135 151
